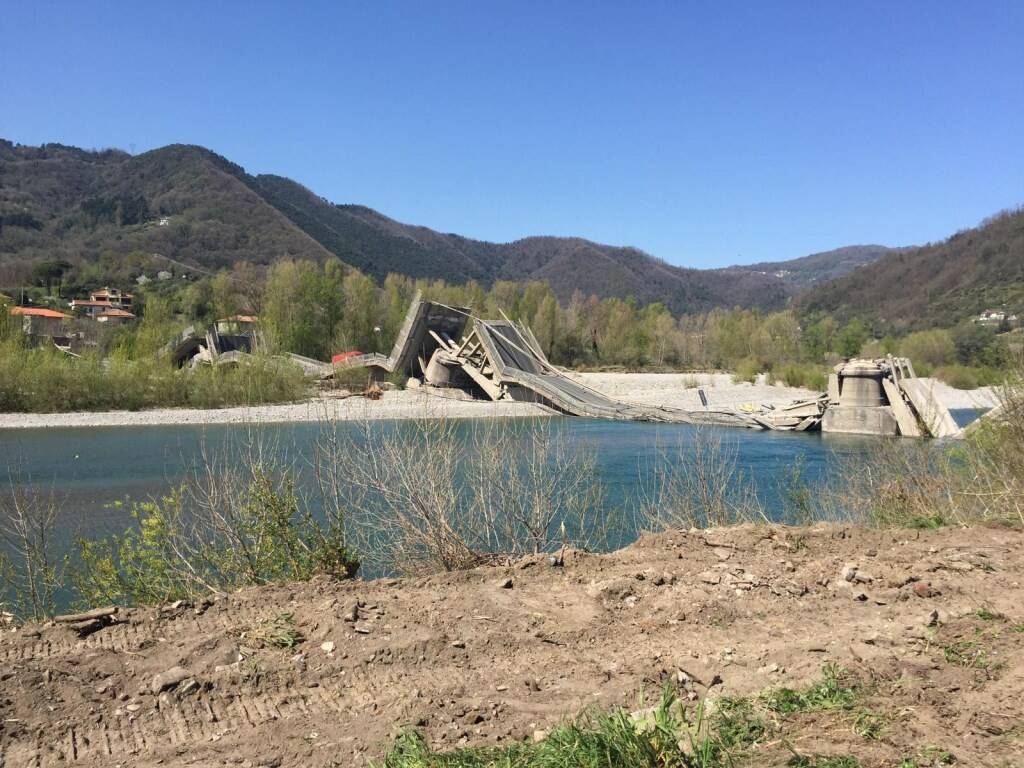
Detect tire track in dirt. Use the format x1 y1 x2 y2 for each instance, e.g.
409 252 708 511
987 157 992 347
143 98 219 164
2 525 1022 767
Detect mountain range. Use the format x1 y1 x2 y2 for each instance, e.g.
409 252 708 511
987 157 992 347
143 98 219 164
0 140 888 315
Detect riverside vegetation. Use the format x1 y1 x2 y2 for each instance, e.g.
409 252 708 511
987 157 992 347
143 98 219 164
0 295 307 412
3 248 1020 416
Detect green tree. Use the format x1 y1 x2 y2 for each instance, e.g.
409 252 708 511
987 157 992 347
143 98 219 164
31 260 72 296
899 329 956 369
951 321 999 366
836 319 869 358
262 259 329 358
211 271 240 321
338 270 379 352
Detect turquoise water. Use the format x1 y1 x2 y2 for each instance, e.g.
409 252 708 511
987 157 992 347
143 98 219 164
0 418 879 543
0 411 982 601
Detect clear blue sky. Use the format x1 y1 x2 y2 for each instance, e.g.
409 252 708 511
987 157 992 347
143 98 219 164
2 1 1022 267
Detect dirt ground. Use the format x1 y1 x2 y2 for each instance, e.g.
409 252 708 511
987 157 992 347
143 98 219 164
1 524 1022 767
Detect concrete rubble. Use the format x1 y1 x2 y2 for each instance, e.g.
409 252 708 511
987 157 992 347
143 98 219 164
332 295 969 438
337 293 761 428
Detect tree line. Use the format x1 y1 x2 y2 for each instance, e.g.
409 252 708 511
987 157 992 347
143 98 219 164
7 253 1017 390
178 257 1015 384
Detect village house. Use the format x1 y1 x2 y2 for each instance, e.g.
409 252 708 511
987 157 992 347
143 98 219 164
975 308 1020 326
8 306 72 343
976 309 1006 324
70 287 136 318
89 287 133 309
95 308 136 325
70 298 114 317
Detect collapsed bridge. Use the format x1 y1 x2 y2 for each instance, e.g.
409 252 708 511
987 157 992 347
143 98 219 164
341 295 763 428
336 294 974 438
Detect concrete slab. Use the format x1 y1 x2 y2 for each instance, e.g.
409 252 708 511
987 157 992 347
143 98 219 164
881 378 922 437
828 374 841 402
900 378 960 438
822 406 899 436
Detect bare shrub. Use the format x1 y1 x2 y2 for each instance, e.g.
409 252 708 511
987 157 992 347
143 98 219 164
74 430 358 607
955 368 1024 525
0 470 63 622
818 439 960 528
468 419 609 557
337 417 477 575
637 428 765 531
335 416 611 576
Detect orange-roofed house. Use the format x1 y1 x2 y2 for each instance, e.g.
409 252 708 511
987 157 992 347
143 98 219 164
89 287 133 310
70 298 114 318
9 306 72 340
95 308 137 325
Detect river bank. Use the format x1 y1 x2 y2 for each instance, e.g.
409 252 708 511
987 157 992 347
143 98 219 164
0 372 813 429
0 371 996 430
1 523 1021 766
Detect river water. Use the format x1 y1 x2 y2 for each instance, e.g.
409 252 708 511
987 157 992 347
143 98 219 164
0 411 981 607
0 417 884 541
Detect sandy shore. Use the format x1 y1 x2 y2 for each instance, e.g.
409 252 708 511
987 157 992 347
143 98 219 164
0 372 997 430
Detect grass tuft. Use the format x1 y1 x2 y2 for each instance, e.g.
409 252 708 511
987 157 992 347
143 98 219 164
974 606 1004 621
377 687 761 767
851 708 884 740
251 613 304 649
787 755 861 768
762 664 859 715
941 639 1000 672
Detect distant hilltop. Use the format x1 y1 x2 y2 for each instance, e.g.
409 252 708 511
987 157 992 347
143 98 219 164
0 139 890 316
3 139 1021 328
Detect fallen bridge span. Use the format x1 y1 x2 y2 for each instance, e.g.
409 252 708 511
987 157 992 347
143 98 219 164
340 295 764 428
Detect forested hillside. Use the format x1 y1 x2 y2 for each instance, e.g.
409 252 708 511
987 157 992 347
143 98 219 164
736 245 892 290
801 208 1024 330
1 139 866 315
0 142 332 277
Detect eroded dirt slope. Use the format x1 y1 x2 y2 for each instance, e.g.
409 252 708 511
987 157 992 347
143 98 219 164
1 524 1022 767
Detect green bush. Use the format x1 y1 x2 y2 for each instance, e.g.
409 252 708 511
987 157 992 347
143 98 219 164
331 364 374 392
0 341 308 413
387 368 408 390
899 329 956 369
733 357 764 384
74 468 358 607
936 365 979 390
771 363 827 391
934 364 1006 390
